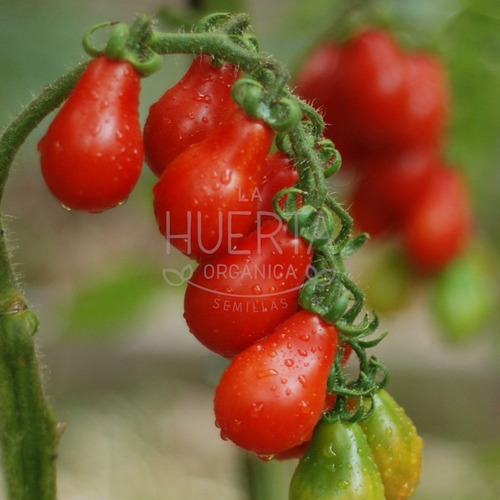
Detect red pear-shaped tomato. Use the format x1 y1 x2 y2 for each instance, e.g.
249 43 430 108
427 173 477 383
39 56 143 212
144 56 240 177
153 108 274 258
214 310 337 456
184 218 313 357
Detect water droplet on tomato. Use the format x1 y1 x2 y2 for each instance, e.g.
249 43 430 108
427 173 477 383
299 334 311 342
298 400 311 414
322 444 336 458
61 203 72 212
195 92 212 104
298 375 307 387
257 369 278 379
267 350 277 358
257 454 275 462
298 349 308 357
284 359 294 367
337 480 350 489
252 285 262 295
220 169 232 185
117 198 128 207
250 402 264 418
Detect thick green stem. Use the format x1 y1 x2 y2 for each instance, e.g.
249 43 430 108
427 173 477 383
149 30 275 75
0 300 59 500
0 61 87 500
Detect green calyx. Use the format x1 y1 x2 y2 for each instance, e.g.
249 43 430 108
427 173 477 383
82 17 162 76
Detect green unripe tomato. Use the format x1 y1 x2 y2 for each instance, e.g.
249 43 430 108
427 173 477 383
362 248 413 314
430 248 496 341
289 419 385 499
359 390 423 500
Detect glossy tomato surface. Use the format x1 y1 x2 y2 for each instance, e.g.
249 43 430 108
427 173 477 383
153 108 274 258
360 390 423 500
39 56 143 212
337 29 407 151
289 420 385 499
144 56 240 177
184 218 313 357
214 310 338 455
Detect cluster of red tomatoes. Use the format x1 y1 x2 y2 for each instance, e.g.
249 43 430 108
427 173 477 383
37 39 424 497
296 29 473 274
146 56 344 459
37 53 343 459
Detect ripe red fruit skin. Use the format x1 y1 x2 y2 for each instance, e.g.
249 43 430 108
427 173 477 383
295 43 358 164
257 152 299 215
214 310 338 455
38 56 143 212
295 30 450 165
144 56 241 177
336 30 408 152
349 148 437 236
184 218 313 358
402 165 473 272
397 52 449 149
153 108 274 258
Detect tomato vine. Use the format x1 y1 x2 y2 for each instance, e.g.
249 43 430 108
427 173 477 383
0 11 412 500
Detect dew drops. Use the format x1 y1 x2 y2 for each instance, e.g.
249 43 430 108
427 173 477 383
250 402 264 418
220 169 232 185
61 203 72 212
195 92 212 104
257 454 275 462
252 285 263 295
117 198 128 207
267 350 277 358
298 400 311 414
323 443 336 458
298 375 307 387
257 369 278 379
284 358 294 367
298 349 308 357
385 426 393 438
337 480 350 490
299 334 311 342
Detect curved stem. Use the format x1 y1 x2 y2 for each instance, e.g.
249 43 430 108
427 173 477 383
149 30 264 72
0 61 87 500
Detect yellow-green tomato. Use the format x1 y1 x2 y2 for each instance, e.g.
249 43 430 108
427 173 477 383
360 390 423 499
289 420 385 499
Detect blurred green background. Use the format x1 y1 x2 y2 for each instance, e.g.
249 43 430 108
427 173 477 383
0 0 499 498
